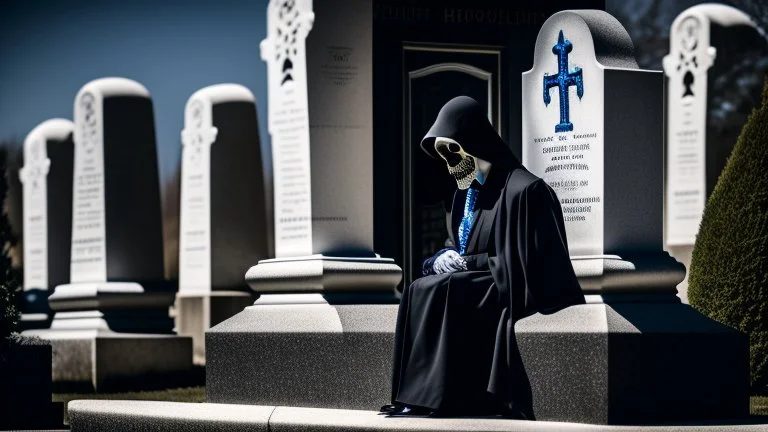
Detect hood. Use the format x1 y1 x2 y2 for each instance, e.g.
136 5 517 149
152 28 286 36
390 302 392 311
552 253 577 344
420 96 518 168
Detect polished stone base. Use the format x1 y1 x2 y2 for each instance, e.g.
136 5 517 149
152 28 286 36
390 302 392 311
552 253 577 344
515 299 750 425
175 291 254 365
245 255 403 293
67 400 768 432
206 294 399 410
19 312 52 331
24 328 193 392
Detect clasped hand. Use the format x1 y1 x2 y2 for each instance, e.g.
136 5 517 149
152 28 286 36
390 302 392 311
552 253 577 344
432 249 467 274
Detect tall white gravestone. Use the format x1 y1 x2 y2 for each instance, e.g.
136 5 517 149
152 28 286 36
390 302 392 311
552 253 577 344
245 0 400 291
518 10 748 425
19 119 74 331
26 78 192 391
176 83 267 365
206 0 402 411
663 4 766 303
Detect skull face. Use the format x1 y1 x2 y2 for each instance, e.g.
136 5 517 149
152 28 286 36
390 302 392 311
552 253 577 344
434 137 479 190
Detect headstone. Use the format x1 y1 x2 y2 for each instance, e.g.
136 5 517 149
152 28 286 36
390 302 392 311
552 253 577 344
26 77 192 391
175 83 267 365
245 0 401 290
663 4 768 302
370 0 606 287
206 0 402 411
18 119 74 331
519 10 748 424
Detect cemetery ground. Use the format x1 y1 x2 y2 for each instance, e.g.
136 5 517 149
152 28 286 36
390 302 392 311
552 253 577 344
47 391 768 426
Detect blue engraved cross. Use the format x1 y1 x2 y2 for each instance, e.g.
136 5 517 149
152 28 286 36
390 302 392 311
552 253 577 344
543 30 584 133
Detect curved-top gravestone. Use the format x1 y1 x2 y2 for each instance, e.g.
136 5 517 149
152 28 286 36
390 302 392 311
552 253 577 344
176 83 267 365
663 4 768 302
19 119 74 331
519 10 748 425
26 77 192 391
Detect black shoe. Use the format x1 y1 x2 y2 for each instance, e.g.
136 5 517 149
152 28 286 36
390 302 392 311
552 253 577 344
378 403 403 415
385 405 434 417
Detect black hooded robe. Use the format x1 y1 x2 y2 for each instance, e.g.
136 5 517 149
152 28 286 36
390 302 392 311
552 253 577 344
390 96 585 417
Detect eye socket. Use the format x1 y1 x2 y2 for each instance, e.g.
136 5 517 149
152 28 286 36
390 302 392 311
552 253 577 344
448 142 460 153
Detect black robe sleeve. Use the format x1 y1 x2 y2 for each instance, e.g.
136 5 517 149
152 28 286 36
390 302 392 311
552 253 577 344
490 176 585 319
519 179 585 313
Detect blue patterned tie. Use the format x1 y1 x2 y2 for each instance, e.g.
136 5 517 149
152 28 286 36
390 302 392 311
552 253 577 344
458 188 479 255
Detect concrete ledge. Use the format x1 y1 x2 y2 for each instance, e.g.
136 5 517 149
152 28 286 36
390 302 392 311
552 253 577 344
67 400 768 432
68 400 272 432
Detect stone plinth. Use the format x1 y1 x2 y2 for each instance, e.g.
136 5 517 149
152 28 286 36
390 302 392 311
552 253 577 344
206 293 398 410
515 299 749 425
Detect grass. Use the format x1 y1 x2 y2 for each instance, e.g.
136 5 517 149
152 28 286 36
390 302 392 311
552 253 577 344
53 386 205 424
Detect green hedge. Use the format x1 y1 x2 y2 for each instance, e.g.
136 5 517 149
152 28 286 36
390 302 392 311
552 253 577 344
0 146 19 348
689 80 768 392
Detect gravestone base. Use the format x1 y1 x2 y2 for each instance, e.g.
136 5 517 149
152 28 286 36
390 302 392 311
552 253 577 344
25 281 193 391
245 256 403 293
175 291 255 365
19 312 52 331
19 288 54 331
25 329 193 392
515 299 750 425
206 293 399 410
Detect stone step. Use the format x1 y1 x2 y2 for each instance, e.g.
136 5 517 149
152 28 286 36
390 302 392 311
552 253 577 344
67 400 768 432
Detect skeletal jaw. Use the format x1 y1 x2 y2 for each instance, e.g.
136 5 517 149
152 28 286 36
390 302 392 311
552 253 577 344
434 137 481 190
448 156 478 190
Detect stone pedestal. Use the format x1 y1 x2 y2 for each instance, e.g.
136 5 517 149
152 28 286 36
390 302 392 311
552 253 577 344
207 293 398 410
176 291 254 365
27 282 192 391
245 255 402 293
516 298 749 425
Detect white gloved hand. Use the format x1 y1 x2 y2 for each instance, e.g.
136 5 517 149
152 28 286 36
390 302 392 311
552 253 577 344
433 249 467 274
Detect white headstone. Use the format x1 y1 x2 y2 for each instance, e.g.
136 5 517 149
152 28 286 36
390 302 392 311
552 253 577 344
19 118 75 330
514 12 745 427
179 91 218 293
20 118 75 289
20 125 54 290
261 0 315 258
177 83 268 364
522 10 681 293
523 26 604 257
27 77 192 390
248 0 400 293
71 86 108 283
69 77 165 285
663 4 759 246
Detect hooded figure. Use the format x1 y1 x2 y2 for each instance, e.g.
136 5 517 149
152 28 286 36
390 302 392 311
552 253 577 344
384 96 585 418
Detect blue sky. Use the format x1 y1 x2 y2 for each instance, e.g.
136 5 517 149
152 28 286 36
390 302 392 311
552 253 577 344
0 0 271 188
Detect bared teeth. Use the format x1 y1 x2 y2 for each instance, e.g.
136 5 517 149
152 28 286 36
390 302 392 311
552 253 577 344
447 156 476 189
